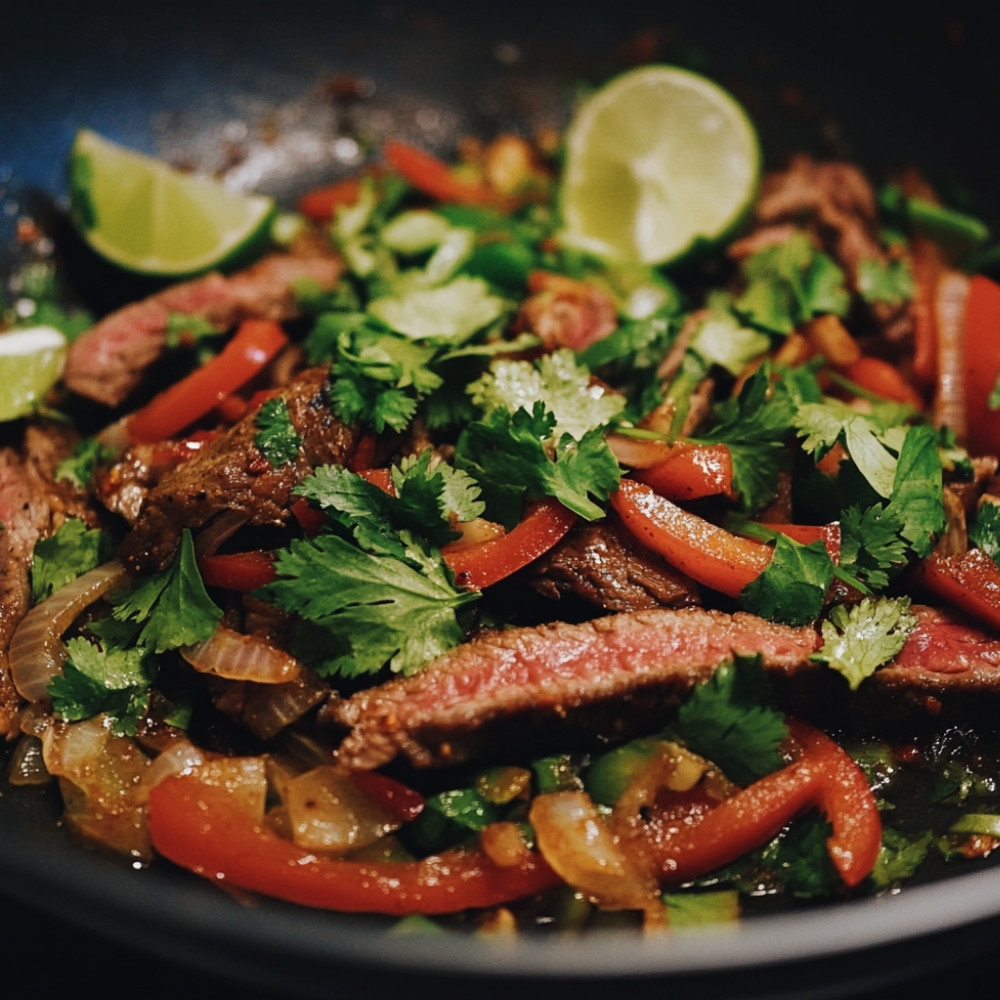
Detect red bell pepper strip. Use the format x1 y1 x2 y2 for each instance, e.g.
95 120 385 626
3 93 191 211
147 771 560 914
610 477 772 597
441 498 578 591
757 522 841 561
962 274 1000 457
128 319 289 444
199 550 277 592
839 356 925 409
297 167 386 224
634 442 736 501
350 770 426 825
643 720 881 888
912 547 1000 632
384 141 517 211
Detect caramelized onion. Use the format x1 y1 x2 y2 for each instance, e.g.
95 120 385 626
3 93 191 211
282 764 398 853
8 560 128 702
933 270 971 441
529 789 663 918
181 625 303 684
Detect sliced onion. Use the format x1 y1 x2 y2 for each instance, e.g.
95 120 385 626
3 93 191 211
9 560 128 702
235 674 329 739
933 269 971 440
282 764 398 853
180 625 303 683
529 789 663 917
140 739 208 799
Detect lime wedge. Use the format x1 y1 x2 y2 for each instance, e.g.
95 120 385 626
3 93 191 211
559 65 761 267
68 128 276 279
0 326 68 421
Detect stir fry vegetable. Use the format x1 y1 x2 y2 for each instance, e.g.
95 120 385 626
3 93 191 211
4 60 1000 937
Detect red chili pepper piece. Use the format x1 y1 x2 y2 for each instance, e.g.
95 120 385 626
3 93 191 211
198 550 277 591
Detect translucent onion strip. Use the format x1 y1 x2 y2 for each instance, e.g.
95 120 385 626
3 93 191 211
8 559 128 702
180 625 303 684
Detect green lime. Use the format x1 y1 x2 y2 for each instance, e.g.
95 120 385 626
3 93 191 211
68 128 277 279
0 326 68 421
558 65 761 267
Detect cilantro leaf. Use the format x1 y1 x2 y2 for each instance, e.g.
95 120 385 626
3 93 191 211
455 403 621 525
856 257 915 308
890 423 944 558
815 596 918 690
734 232 850 335
740 534 835 626
259 533 477 677
253 396 302 467
110 530 222 653
970 499 1000 565
795 398 905 498
839 502 909 591
673 654 788 786
49 636 154 736
696 364 796 513
55 437 116 489
467 349 625 442
30 518 116 604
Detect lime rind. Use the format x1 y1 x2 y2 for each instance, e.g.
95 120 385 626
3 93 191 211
0 326 68 422
558 64 762 268
69 129 277 279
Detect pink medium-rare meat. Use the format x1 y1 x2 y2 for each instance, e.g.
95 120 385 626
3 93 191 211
328 607 821 770
63 251 343 407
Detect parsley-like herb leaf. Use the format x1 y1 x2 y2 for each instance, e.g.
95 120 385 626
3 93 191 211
673 654 788 786
30 518 116 604
815 596 918 690
254 396 302 467
109 530 222 653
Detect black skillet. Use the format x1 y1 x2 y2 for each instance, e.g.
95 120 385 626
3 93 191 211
2 2 1000 998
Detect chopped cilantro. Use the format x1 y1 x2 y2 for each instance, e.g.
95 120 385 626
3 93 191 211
740 533 835 626
253 396 303 467
258 532 477 678
855 257 914 307
30 518 116 604
970 499 1000 565
49 635 154 735
673 655 788 786
54 437 116 489
734 232 850 335
109 529 222 654
815 596 918 690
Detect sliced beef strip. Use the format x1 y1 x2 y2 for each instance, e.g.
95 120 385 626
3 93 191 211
117 365 359 573
328 601 1000 772
0 424 102 736
63 250 343 408
326 606 821 770
527 516 701 612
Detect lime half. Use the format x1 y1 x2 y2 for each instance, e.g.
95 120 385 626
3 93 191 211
559 65 761 267
69 128 276 279
0 326 68 421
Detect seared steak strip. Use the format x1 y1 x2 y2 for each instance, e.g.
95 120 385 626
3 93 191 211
527 517 701 612
327 607 821 770
118 365 359 573
0 425 100 735
63 251 343 407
